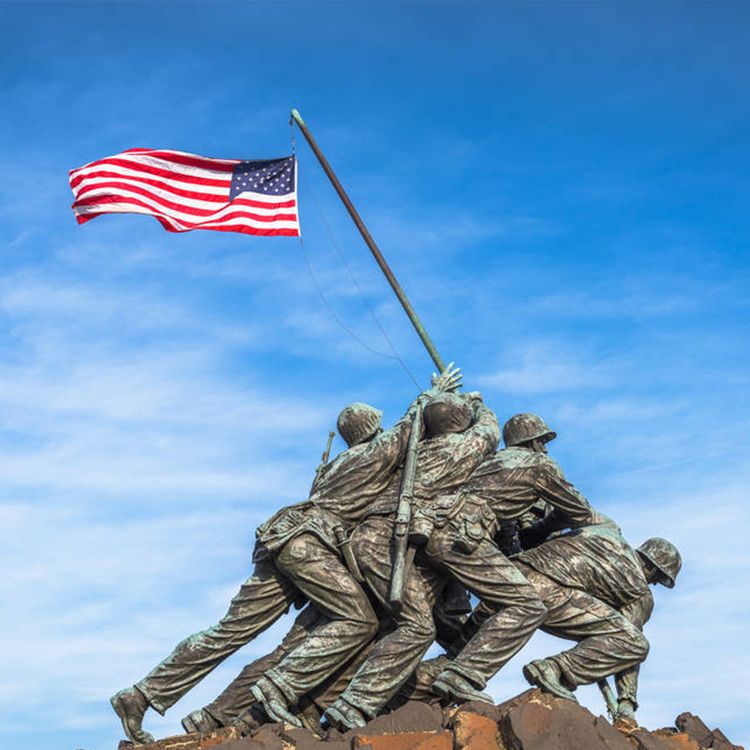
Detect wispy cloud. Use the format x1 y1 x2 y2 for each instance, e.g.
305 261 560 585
477 340 623 394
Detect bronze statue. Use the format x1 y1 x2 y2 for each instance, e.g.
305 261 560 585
111 368 461 743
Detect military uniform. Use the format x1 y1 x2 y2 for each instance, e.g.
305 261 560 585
131 399 424 719
514 520 653 696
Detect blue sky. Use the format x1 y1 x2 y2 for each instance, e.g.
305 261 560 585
1 2 749 748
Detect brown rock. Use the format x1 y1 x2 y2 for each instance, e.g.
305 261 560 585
675 715 714 748
279 727 346 750
500 690 631 750
453 708 503 750
593 716 634 750
674 714 743 750
352 730 452 750
344 702 445 740
119 727 241 750
631 729 700 750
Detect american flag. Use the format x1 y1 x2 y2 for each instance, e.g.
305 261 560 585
69 148 300 237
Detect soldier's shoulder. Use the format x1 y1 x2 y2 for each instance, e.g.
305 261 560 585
474 447 531 472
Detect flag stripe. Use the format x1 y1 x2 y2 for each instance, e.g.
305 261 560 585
122 148 240 170
69 148 300 237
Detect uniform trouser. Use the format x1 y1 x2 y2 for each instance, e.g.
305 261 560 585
517 564 650 688
135 533 377 715
332 515 443 718
422 515 548 690
335 514 547 717
204 607 322 725
203 585 470 725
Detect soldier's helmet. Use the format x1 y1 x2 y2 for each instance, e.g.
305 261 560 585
337 402 384 447
636 537 682 588
423 393 473 437
502 413 557 448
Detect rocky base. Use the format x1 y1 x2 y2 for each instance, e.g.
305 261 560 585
117 690 744 750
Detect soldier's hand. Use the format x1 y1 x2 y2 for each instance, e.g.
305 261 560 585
431 362 462 393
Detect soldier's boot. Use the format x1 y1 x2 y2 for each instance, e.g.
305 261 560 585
613 699 639 732
250 677 303 728
181 708 221 734
110 686 155 744
431 669 493 705
233 703 269 736
522 659 577 702
324 698 368 732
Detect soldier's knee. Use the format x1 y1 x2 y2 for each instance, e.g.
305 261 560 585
518 590 547 625
634 631 650 660
400 612 437 647
347 600 379 641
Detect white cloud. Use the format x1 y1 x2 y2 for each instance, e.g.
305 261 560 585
477 341 622 394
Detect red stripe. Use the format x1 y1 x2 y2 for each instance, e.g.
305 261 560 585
198 209 298 225
70 170 229 203
123 149 238 172
70 157 232 188
180 224 300 237
75 208 299 236
73 194 298 225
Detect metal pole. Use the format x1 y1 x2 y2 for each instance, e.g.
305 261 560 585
290 108 446 373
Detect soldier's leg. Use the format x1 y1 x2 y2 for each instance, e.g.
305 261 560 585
325 516 443 728
255 533 379 713
188 606 325 729
426 522 547 697
388 656 451 708
112 559 298 742
519 565 649 691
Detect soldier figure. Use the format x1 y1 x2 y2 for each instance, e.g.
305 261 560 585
111 368 460 743
515 530 681 726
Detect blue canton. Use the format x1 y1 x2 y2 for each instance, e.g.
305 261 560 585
230 156 296 199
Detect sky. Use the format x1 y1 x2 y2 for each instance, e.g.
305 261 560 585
1 1 749 748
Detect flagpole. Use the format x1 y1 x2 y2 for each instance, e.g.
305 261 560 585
290 108 447 373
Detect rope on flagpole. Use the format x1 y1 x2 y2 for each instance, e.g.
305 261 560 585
298 233 419 389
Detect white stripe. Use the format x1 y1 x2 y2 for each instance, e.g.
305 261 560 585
71 163 231 196
75 186 298 226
